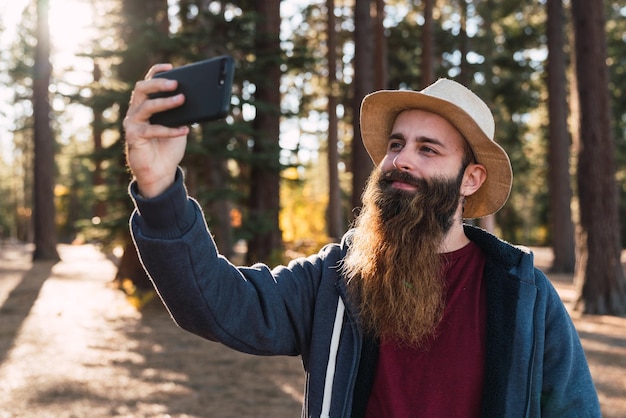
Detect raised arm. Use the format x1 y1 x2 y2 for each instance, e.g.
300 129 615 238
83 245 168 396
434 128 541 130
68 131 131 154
123 63 190 198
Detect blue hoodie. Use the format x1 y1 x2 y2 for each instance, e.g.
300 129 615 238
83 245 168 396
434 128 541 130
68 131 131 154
129 170 601 417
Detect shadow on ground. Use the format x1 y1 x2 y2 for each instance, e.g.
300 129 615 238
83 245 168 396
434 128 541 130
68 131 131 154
0 245 56 365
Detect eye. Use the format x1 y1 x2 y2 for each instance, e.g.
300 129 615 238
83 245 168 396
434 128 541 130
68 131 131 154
388 140 404 151
420 145 437 154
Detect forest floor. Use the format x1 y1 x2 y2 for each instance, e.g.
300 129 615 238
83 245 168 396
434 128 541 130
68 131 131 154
0 242 624 418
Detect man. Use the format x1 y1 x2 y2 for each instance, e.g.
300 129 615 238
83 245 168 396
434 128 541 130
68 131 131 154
124 65 600 417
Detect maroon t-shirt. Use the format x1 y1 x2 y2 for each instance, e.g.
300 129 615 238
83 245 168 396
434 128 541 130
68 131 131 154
365 241 487 418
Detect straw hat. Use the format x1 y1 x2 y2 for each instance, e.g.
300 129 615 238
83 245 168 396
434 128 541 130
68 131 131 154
360 78 513 219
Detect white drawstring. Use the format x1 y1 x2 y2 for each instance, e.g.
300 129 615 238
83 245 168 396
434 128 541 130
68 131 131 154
320 298 345 417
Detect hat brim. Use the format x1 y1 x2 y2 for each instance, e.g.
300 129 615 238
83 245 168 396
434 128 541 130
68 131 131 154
360 90 512 219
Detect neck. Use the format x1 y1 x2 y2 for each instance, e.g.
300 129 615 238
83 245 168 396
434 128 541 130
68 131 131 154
438 206 469 253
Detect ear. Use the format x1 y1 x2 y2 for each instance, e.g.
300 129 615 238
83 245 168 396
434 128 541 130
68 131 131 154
461 163 487 197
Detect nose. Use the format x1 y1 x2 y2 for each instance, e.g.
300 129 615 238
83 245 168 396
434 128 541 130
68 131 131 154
392 153 411 171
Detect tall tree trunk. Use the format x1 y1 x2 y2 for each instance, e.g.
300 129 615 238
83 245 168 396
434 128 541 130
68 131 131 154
351 0 375 212
207 155 235 259
546 0 575 273
195 3 235 259
327 0 343 241
247 0 282 264
477 0 496 233
32 0 59 261
374 0 387 90
116 0 169 289
92 61 107 219
420 0 434 87
571 0 626 315
457 0 470 87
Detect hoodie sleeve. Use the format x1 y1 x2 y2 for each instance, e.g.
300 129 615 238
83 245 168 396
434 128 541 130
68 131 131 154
535 270 601 417
129 168 197 240
128 168 334 357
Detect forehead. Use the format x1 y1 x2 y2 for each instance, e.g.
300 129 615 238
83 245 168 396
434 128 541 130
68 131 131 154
392 109 464 140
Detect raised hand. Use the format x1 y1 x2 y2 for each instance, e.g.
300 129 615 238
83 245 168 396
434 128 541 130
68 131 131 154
124 64 190 198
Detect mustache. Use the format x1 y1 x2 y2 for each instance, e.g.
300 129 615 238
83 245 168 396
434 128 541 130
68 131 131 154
374 167 463 234
380 169 426 188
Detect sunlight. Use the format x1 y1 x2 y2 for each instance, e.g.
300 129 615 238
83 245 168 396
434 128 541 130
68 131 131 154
49 0 95 62
47 0 98 144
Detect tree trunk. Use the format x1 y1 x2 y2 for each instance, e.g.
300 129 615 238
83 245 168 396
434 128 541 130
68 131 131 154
327 0 343 241
571 0 626 315
247 0 282 264
476 0 496 233
351 0 375 212
374 0 387 90
116 0 169 286
546 0 576 273
420 0 434 87
457 0 470 87
207 155 235 259
32 0 59 261
92 61 107 219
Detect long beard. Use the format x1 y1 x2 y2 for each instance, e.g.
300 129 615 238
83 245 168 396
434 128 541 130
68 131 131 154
343 167 464 347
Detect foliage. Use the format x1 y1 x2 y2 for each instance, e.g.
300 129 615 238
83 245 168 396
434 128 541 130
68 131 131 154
291 0 552 244
280 165 331 255
2 0 625 257
0 3 37 243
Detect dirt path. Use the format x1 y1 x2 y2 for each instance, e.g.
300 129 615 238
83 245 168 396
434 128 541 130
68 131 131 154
0 243 624 417
0 244 304 417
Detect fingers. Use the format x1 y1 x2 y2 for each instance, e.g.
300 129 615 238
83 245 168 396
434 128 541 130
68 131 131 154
123 114 188 143
145 63 173 80
123 97 189 146
125 63 190 146
130 85 185 122
126 64 186 131
129 63 175 109
129 78 180 110
129 63 179 118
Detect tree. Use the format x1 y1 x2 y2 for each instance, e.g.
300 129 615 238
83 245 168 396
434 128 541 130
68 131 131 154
472 0 546 243
178 2 243 261
351 0 375 211
91 62 107 220
374 0 387 90
246 0 282 264
605 1 626 247
113 0 170 291
326 0 343 241
571 0 626 315
420 0 435 87
5 6 37 244
546 0 575 273
32 0 59 261
456 0 471 87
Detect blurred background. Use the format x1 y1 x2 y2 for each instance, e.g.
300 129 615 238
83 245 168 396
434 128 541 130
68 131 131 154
0 0 624 315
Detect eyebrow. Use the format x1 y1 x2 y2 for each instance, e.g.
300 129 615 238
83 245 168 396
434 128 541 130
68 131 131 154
388 133 446 148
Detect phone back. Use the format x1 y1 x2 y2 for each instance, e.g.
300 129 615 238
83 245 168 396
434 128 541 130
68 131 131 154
149 55 234 127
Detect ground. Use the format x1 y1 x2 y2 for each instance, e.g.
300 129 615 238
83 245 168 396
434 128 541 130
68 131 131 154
0 243 624 417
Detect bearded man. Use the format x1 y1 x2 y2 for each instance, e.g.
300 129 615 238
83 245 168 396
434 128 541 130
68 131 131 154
125 69 600 417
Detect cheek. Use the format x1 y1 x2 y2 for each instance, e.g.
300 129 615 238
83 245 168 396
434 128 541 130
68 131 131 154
380 155 395 171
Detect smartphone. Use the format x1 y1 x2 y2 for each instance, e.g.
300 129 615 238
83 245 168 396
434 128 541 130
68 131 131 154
149 55 235 127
